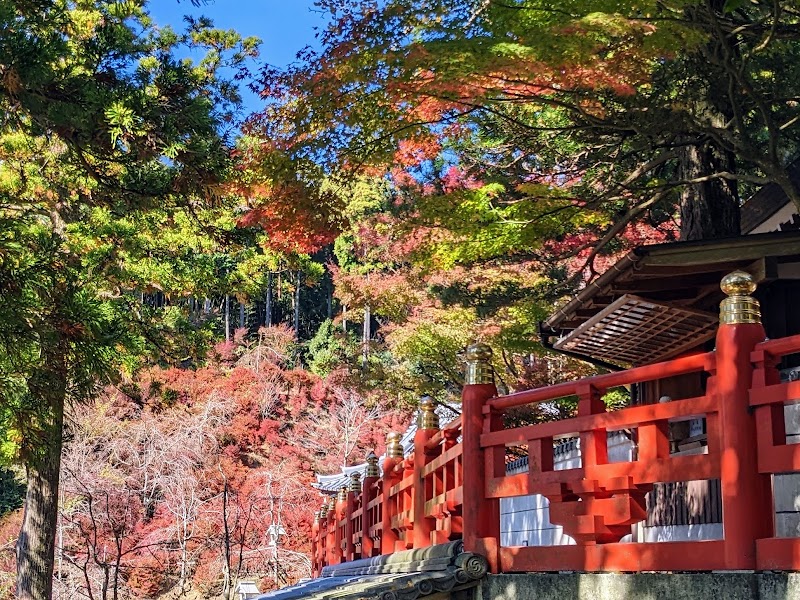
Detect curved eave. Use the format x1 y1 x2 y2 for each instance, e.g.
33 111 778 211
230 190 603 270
543 232 800 362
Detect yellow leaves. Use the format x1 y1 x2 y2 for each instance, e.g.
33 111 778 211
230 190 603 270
0 428 22 463
514 182 554 197
1 67 22 97
384 305 476 365
105 101 139 147
107 1 141 20
67 8 103 41
490 42 539 60
99 463 127 486
138 56 159 72
578 12 639 38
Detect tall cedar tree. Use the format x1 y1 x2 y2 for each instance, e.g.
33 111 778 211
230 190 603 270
249 0 800 274
0 2 258 597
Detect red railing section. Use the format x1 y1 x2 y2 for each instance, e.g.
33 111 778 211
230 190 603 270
311 283 800 576
481 351 723 572
312 415 465 575
750 333 800 570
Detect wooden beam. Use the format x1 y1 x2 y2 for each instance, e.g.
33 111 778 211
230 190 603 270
612 272 727 293
641 235 800 267
633 262 747 277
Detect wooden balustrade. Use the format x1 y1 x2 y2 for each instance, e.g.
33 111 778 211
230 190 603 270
311 413 467 576
750 332 800 570
311 271 800 576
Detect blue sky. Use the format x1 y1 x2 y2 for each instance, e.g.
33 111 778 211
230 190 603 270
147 0 326 113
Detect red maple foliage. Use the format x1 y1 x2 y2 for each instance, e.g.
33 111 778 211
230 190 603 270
0 331 409 599
0 511 20 599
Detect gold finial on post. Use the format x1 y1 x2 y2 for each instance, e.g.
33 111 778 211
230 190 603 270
338 486 348 503
348 472 362 493
464 342 494 385
386 432 404 458
319 501 328 519
365 451 380 478
313 509 321 524
720 271 761 325
416 396 440 430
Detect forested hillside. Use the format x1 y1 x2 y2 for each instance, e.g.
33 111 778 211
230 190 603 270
1 331 406 598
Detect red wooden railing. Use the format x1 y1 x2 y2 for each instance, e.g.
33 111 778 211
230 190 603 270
750 332 800 570
311 273 800 576
481 350 721 572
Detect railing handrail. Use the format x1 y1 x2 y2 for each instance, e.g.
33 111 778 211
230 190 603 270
482 393 717 446
424 415 462 452
489 351 713 411
752 332 800 359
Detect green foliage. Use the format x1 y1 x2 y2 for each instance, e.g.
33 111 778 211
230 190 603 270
412 183 590 268
306 320 355 377
332 177 394 273
0 468 25 517
385 307 477 395
0 4 262 594
255 0 800 266
0 0 261 451
602 387 631 412
234 0 800 408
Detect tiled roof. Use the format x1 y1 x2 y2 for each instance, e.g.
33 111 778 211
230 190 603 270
237 581 261 594
542 231 800 365
553 294 718 366
741 161 800 233
255 542 487 600
314 405 460 494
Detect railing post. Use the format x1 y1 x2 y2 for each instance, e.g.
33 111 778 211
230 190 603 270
334 486 347 564
577 383 608 469
317 502 328 575
361 451 379 558
324 498 336 568
345 473 360 561
413 397 439 549
381 432 403 554
311 508 321 577
400 452 414 548
461 342 500 573
715 271 773 568
751 349 786 452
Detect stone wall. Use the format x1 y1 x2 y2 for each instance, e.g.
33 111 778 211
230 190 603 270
476 573 800 600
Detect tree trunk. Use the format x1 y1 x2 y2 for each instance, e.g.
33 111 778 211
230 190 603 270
221 477 231 599
325 247 333 320
225 294 231 341
676 0 741 242
16 389 65 600
239 302 246 330
326 276 333 320
362 305 371 370
293 271 301 334
678 140 741 241
265 272 273 327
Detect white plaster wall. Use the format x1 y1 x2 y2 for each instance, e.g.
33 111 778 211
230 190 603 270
500 492 576 547
749 202 796 234
775 402 800 537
